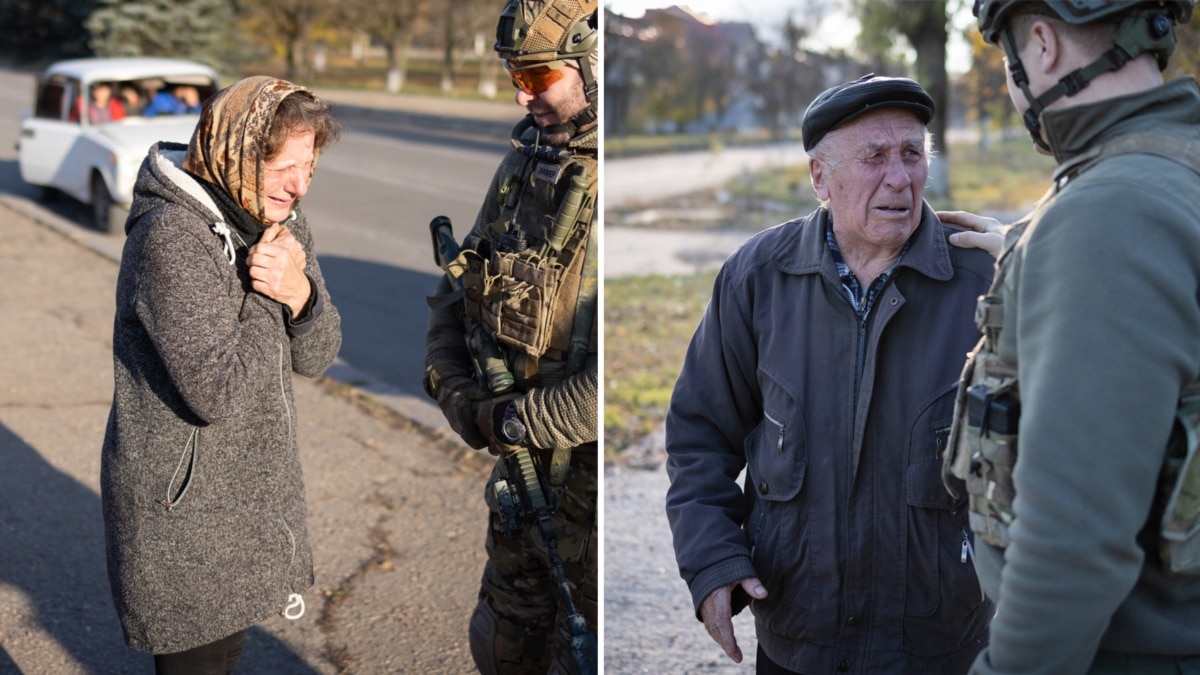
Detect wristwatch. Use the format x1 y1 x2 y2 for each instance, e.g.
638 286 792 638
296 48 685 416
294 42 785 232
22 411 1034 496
498 402 526 445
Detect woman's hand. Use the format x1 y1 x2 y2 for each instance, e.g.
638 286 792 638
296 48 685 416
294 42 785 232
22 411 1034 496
248 224 311 316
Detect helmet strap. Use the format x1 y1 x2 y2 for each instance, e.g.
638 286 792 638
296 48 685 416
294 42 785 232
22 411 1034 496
1000 27 1053 153
578 53 599 121
1001 8 1176 153
538 107 596 139
538 54 598 140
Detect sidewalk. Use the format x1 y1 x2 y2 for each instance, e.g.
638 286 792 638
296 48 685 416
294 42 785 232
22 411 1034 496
313 86 519 140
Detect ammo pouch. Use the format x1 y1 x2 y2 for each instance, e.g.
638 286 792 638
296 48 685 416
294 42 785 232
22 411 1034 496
1157 386 1200 575
947 346 1020 549
469 249 560 358
462 221 589 362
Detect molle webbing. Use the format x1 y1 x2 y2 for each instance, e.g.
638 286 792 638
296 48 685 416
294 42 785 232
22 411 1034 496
566 218 597 373
464 150 596 369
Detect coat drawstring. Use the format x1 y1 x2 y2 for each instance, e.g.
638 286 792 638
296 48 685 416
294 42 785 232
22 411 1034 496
283 593 305 620
210 221 236 265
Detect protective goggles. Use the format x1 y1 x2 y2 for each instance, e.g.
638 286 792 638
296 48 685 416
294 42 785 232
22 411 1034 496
505 59 568 94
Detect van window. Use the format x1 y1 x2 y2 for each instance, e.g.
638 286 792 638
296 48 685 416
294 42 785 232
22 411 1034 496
34 75 77 121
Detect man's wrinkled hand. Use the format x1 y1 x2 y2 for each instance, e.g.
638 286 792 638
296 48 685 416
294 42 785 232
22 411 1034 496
700 577 768 663
249 224 311 315
435 375 490 449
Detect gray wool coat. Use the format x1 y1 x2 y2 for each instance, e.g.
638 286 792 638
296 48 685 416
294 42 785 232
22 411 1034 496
101 141 341 654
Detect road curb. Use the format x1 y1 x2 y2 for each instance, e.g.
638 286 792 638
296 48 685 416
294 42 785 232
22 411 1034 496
0 194 470 453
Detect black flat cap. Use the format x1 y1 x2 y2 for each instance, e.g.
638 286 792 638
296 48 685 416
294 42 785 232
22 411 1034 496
802 74 935 152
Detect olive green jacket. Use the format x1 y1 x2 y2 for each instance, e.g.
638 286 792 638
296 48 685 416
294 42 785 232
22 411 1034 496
970 78 1200 674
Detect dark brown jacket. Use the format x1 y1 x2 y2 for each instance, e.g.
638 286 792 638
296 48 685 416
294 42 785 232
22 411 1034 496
666 204 994 673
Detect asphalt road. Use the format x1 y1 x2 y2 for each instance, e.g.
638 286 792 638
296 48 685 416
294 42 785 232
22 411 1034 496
604 142 808 209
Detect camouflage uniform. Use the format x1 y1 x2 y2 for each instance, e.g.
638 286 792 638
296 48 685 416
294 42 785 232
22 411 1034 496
480 446 596 674
424 3 598 671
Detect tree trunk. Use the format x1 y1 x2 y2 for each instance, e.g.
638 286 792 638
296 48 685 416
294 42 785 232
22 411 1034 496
441 3 455 93
909 1 949 199
385 39 409 93
479 53 497 99
288 36 306 80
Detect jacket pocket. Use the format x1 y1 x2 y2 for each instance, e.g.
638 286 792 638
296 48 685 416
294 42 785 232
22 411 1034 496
159 426 200 512
744 370 809 617
904 450 980 621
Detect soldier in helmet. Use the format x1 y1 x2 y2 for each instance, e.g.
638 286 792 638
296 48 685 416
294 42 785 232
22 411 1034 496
943 1 1200 672
423 1 598 674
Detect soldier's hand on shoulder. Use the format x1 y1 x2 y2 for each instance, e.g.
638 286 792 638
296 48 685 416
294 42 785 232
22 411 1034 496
939 210 1006 258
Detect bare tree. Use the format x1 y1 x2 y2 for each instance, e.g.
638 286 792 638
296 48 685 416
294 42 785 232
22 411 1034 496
751 11 832 140
439 0 497 94
241 0 332 80
336 0 429 93
851 0 952 198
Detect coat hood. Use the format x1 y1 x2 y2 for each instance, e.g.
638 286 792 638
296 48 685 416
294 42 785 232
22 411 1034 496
128 141 240 264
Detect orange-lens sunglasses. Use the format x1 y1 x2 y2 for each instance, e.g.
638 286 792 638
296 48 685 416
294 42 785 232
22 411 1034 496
506 60 566 94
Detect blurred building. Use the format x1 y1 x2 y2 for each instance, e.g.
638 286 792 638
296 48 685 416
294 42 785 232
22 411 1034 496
605 5 865 138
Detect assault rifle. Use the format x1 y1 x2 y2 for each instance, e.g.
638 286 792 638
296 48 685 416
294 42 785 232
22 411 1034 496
428 216 596 675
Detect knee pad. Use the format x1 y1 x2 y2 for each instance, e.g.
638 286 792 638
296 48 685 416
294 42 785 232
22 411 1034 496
469 599 501 675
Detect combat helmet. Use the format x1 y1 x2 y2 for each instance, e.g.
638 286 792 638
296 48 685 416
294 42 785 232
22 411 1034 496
496 0 599 135
974 0 1194 150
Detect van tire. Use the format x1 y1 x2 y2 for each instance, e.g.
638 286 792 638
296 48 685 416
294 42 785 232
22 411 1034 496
91 173 127 234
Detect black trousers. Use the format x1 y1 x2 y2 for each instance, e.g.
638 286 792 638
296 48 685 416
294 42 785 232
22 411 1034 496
153 630 247 675
757 644 803 675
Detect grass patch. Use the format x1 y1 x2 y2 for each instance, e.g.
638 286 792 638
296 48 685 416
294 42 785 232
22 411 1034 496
604 271 718 458
930 139 1057 215
240 53 506 101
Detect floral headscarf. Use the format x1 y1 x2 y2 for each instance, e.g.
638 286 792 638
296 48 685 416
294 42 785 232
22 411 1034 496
183 76 320 225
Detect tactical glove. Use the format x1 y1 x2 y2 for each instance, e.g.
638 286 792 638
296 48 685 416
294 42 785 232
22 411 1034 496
434 375 490 450
475 393 525 455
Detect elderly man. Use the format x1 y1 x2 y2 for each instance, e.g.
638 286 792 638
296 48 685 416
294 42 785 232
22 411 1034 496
665 74 995 674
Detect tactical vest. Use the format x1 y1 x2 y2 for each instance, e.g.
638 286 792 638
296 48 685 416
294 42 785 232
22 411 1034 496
459 134 598 385
944 131 1200 575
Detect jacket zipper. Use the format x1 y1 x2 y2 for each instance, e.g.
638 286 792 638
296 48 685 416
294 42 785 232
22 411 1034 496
276 341 305 619
763 410 786 452
854 313 868 406
160 426 199 511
